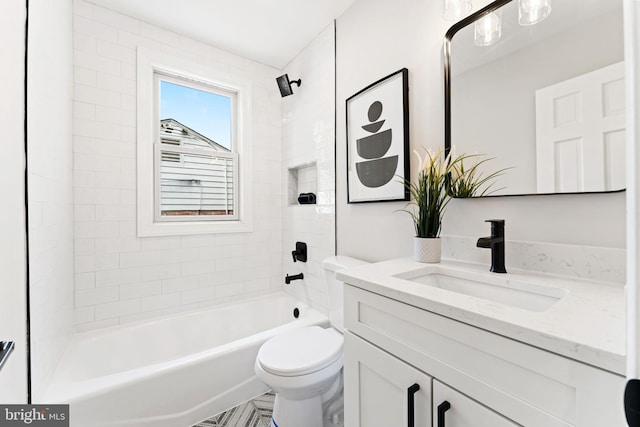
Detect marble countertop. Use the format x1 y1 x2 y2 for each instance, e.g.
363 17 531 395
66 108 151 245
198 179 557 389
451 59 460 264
337 258 626 375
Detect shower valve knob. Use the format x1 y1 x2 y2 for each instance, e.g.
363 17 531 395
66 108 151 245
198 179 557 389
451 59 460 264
291 242 307 263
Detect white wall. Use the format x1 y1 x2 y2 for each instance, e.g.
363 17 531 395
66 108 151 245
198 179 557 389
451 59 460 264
0 0 28 404
336 0 442 261
336 0 625 265
281 23 336 314
72 0 283 331
27 0 75 401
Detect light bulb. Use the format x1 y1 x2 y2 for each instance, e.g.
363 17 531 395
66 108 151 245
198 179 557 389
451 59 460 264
443 0 473 21
474 11 502 46
519 0 552 26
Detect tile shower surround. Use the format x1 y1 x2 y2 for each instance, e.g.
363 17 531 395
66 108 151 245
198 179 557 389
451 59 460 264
72 0 283 331
280 24 336 316
28 0 74 401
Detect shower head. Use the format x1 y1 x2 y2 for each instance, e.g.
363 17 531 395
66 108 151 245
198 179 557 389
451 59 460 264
276 74 301 97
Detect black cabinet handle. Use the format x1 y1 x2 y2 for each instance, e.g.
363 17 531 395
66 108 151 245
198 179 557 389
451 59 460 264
407 383 420 427
625 379 640 427
437 400 451 427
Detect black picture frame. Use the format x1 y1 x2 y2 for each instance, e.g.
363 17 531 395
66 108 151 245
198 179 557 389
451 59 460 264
346 68 410 203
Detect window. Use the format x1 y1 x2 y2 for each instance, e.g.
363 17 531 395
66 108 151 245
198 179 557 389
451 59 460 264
156 76 237 220
137 48 253 236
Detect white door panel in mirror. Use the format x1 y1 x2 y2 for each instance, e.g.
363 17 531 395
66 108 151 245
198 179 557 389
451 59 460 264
535 61 625 193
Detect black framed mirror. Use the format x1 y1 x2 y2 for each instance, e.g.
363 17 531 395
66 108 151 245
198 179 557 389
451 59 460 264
444 0 625 197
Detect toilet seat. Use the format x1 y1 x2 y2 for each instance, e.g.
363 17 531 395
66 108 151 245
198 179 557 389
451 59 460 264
257 326 342 377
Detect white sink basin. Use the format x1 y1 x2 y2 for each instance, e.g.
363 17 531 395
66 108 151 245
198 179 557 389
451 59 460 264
394 266 568 312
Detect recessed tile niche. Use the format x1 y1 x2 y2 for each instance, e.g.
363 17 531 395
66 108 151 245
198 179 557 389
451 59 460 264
288 162 317 206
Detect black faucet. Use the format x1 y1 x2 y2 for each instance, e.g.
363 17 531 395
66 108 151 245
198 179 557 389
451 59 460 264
285 273 304 284
477 219 507 273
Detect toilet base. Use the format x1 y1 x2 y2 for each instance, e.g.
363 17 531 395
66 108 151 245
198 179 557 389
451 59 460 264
270 395 343 427
269 375 344 427
270 394 322 427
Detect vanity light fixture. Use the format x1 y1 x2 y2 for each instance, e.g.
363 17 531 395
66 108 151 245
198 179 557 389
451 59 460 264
474 10 502 46
518 0 552 26
443 0 472 21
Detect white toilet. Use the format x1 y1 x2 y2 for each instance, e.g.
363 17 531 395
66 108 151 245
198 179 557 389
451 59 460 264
254 255 367 427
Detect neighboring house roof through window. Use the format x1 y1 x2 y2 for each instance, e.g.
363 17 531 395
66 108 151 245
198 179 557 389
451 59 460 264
160 118 231 152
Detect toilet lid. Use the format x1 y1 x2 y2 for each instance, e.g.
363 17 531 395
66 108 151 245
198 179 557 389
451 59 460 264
258 326 343 377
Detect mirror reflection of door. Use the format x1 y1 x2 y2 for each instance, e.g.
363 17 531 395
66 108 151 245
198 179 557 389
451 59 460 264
535 62 626 193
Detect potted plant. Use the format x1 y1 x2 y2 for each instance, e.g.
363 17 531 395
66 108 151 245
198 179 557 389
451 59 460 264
402 148 504 263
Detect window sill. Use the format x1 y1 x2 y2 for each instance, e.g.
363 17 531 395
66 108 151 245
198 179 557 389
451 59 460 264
137 219 253 237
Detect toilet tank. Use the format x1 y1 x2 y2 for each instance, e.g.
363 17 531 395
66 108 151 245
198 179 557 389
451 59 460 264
323 256 369 331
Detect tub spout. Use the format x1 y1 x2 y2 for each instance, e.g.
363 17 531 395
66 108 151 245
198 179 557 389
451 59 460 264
285 273 304 284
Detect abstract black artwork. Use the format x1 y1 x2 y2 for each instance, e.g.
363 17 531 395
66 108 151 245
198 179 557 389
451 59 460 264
346 68 409 203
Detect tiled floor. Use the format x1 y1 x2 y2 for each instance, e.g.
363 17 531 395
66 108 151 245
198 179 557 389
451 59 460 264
193 393 275 427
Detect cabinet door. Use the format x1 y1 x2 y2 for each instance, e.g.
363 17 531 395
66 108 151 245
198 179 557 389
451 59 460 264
433 380 518 427
344 332 432 427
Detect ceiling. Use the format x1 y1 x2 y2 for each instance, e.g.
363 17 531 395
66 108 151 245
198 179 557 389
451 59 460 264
87 0 357 69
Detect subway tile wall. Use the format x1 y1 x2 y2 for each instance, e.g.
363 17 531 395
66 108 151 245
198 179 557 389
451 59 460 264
296 165 318 197
281 23 336 315
28 0 75 400
72 0 283 331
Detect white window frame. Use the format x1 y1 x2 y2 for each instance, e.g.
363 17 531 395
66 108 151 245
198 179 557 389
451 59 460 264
137 47 253 237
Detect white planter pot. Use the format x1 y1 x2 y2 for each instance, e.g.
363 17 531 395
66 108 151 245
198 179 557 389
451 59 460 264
414 237 441 263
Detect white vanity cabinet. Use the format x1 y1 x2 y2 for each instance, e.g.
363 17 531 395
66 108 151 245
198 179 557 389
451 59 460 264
343 284 626 427
343 332 432 427
344 331 518 427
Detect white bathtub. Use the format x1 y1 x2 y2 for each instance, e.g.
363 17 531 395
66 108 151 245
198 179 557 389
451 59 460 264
44 292 328 427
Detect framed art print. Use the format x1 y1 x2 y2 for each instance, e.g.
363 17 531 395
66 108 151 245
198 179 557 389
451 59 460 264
346 68 409 203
